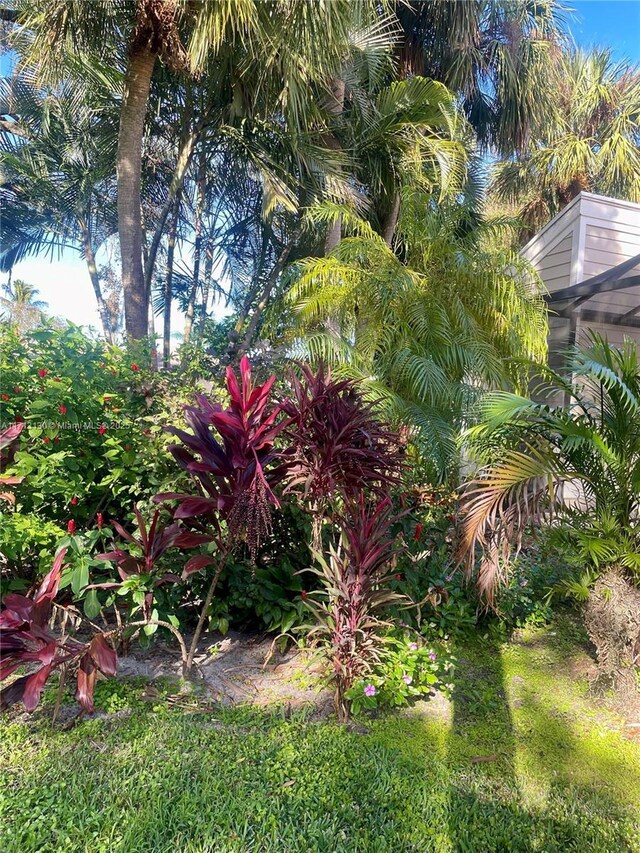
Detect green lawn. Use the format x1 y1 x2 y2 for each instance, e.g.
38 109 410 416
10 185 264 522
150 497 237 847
1 618 639 853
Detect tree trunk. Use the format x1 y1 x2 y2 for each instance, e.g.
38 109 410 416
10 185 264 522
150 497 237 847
382 192 401 247
79 222 113 343
323 77 345 254
183 153 206 346
163 194 180 368
239 233 299 354
143 127 199 292
117 45 157 340
197 235 214 341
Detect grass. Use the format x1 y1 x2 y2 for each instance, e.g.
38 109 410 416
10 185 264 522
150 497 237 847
1 616 639 853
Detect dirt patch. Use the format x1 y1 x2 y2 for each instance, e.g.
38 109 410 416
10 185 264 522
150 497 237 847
117 631 335 717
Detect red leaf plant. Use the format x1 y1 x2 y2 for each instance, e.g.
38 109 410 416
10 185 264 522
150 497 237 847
302 496 407 721
93 504 214 619
0 421 25 504
280 364 404 548
0 549 117 714
154 356 288 671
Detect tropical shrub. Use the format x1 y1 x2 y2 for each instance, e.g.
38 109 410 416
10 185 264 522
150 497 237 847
458 336 640 691
282 197 548 476
281 363 403 548
90 505 213 632
0 323 195 582
345 633 455 715
0 548 117 713
155 356 288 669
302 498 406 721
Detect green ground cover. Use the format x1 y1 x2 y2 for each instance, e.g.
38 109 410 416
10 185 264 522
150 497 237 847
1 617 638 853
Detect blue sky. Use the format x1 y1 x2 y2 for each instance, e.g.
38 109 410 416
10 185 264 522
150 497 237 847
571 1 640 61
3 1 640 334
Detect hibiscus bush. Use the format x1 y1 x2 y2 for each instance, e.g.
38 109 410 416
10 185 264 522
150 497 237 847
0 323 193 580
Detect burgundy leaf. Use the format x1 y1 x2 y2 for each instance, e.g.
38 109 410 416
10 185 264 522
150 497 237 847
23 664 54 712
89 634 117 676
173 531 214 548
76 654 97 713
182 554 215 579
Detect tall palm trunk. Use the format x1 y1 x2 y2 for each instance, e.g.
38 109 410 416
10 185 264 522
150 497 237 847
323 77 345 254
197 235 214 341
79 221 113 343
117 45 157 340
163 194 180 368
183 153 206 345
239 233 299 354
382 193 401 247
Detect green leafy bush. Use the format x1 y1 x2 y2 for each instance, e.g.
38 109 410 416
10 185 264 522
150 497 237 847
345 633 455 714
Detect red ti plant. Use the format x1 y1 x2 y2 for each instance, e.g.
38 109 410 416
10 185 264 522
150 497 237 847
93 504 213 622
280 364 404 548
303 497 406 721
0 549 117 714
0 422 25 504
155 356 288 671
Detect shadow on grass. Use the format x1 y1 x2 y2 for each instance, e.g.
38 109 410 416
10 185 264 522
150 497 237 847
2 636 639 853
446 633 639 853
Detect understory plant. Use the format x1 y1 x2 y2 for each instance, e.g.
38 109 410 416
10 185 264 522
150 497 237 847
345 633 455 715
281 363 403 548
303 497 406 721
155 356 288 670
458 336 640 692
0 548 117 713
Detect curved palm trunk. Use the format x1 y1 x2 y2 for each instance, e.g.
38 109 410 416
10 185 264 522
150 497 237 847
163 194 180 368
117 45 157 340
79 222 113 343
183 154 206 346
239 232 299 354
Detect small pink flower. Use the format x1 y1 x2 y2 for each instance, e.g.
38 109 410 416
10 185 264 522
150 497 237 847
38 368 47 379
428 651 437 662
71 497 77 505
59 404 67 415
130 363 139 372
363 684 376 697
14 386 21 393
403 675 412 685
301 590 307 600
520 579 528 588
1 394 9 401
96 512 104 529
67 519 76 535
98 425 106 435
409 642 418 651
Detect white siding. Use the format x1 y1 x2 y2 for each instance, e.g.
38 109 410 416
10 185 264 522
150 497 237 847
576 318 640 350
533 234 573 292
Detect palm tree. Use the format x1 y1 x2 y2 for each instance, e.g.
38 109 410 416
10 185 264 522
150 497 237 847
458 335 640 691
280 190 548 477
491 48 640 238
2 278 47 308
1 277 48 329
10 0 377 340
394 0 566 153
0 65 120 340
